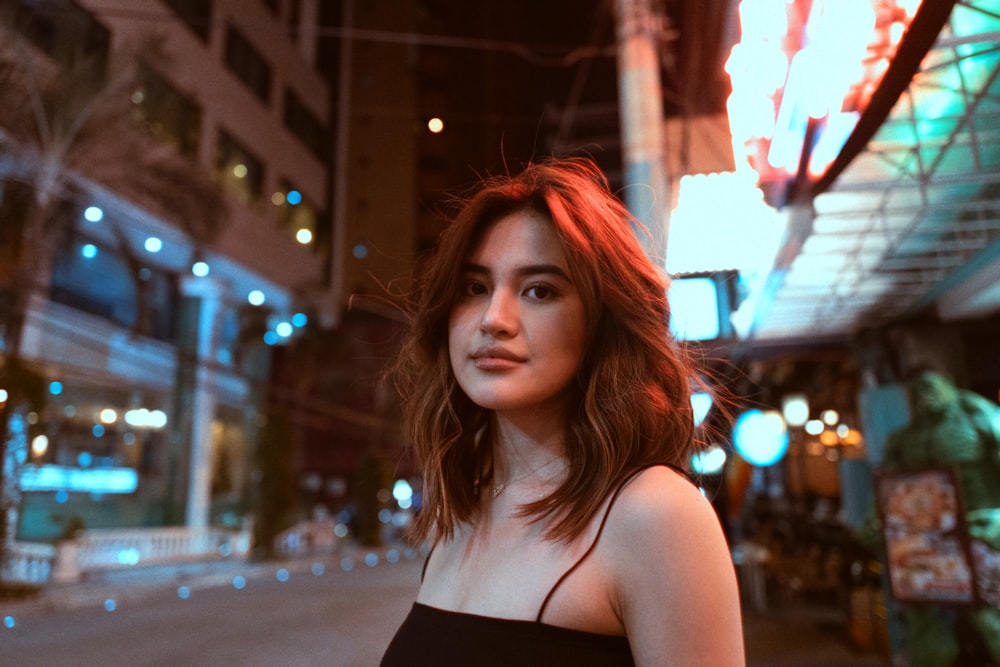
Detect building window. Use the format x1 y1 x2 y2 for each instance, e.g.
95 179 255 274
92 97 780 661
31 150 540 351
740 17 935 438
163 0 213 42
215 130 264 203
16 378 171 542
214 308 240 367
224 25 272 103
283 89 329 162
2 0 110 73
273 180 317 245
132 64 202 159
49 236 178 341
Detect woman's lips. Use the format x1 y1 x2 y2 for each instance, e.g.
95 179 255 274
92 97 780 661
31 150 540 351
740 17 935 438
471 346 526 370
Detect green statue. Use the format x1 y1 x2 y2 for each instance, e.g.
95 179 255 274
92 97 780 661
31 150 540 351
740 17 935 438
881 370 1000 666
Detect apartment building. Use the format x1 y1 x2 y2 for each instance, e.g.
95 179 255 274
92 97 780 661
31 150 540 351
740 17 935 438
0 0 374 541
0 0 616 544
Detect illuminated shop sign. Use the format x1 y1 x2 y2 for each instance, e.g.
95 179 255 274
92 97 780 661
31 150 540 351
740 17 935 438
726 0 923 205
669 271 740 342
20 465 139 494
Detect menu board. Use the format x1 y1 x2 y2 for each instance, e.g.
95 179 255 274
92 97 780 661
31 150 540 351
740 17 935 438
875 467 977 605
969 511 1000 610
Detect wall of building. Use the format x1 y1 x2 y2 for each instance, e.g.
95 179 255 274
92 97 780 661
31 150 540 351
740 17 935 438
2 0 341 538
337 0 419 305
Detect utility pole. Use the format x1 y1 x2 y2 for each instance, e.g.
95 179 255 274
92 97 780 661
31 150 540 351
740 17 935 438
329 0 354 329
614 0 671 263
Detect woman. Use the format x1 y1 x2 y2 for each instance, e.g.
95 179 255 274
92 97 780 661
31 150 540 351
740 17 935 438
381 157 744 666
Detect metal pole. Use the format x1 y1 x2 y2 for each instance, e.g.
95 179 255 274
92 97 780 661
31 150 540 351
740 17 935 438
330 0 355 327
614 0 671 263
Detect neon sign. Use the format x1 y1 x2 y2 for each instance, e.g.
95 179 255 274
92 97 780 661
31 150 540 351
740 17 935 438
725 0 923 206
20 465 139 494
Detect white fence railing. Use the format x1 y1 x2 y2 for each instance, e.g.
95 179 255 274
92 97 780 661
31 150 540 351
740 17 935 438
5 524 341 586
3 527 249 585
72 526 239 571
3 541 57 585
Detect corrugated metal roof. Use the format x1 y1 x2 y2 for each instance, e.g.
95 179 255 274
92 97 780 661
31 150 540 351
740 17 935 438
742 0 1000 351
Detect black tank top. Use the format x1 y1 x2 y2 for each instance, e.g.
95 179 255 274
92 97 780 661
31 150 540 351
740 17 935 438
379 467 684 666
378 603 632 666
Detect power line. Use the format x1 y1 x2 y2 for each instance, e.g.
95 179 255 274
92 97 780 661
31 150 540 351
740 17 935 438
77 7 616 68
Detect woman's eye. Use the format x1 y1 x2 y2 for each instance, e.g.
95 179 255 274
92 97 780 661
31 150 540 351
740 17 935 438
463 280 488 296
525 284 555 300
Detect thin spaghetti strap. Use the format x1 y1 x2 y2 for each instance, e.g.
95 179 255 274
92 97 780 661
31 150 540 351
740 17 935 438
420 545 435 581
536 466 652 623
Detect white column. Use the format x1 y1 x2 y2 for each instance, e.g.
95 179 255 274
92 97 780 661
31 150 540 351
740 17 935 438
179 276 221 528
615 0 671 262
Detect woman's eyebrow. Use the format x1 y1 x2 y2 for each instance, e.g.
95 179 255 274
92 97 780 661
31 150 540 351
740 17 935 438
461 262 571 281
459 262 488 274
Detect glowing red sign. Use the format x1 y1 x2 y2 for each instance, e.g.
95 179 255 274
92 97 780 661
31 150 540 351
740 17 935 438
726 0 923 206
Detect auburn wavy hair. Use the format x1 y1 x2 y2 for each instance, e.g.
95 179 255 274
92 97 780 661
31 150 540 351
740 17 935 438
392 156 702 545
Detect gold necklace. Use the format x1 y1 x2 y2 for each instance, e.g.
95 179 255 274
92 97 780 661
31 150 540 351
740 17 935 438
491 455 564 498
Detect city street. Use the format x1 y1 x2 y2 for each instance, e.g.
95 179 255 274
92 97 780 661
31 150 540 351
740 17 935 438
2 554 423 667
1 548 889 666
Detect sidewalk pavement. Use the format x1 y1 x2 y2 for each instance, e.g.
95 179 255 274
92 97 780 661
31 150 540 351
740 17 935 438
743 603 892 667
2 543 413 618
4 546 893 666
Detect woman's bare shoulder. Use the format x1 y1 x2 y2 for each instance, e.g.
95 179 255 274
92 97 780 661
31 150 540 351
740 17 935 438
599 465 731 588
602 466 745 666
607 466 716 537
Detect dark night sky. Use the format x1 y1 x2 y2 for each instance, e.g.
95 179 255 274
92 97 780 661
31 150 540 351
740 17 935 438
317 0 736 189
415 0 623 176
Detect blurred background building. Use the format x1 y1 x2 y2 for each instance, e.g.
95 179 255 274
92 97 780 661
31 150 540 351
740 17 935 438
1 0 999 659
0 0 342 545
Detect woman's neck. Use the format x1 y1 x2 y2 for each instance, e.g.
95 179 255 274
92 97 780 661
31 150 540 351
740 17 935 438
491 407 567 481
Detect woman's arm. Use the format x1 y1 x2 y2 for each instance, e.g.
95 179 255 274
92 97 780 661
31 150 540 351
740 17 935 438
610 467 746 667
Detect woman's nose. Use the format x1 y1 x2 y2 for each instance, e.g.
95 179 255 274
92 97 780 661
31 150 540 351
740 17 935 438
480 289 518 336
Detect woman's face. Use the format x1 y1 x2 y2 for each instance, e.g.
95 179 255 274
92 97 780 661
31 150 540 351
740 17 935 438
448 209 587 419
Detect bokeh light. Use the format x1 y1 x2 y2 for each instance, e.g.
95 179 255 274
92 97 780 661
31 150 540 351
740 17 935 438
733 409 789 466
